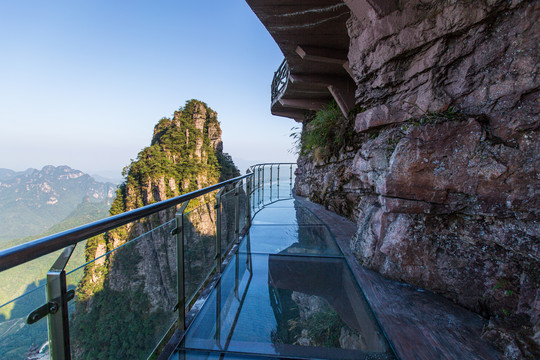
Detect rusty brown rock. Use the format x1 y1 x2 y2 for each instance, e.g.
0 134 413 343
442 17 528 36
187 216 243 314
295 0 539 356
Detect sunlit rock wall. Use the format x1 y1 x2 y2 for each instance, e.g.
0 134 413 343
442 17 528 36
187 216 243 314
295 1 539 357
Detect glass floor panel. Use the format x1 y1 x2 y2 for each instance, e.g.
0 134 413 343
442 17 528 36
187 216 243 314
239 225 341 257
172 199 395 360
252 206 323 226
252 198 296 209
176 253 393 360
174 348 392 360
172 349 282 359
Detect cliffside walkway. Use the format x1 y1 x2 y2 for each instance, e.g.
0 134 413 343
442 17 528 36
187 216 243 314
0 163 505 359
170 190 504 359
296 197 504 360
171 196 394 359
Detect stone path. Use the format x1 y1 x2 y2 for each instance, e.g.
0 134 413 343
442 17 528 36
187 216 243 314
295 196 505 360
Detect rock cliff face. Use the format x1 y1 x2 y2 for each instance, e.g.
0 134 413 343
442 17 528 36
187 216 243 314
72 100 239 359
295 1 539 357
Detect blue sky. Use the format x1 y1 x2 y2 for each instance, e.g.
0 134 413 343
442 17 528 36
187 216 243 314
0 0 297 180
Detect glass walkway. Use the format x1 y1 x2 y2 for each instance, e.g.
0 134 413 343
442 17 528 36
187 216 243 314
0 163 395 360
0 163 502 359
171 196 395 359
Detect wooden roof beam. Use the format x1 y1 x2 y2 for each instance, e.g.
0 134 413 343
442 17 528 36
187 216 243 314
289 73 356 118
271 109 306 122
343 61 355 79
279 98 328 111
328 84 355 118
295 45 348 65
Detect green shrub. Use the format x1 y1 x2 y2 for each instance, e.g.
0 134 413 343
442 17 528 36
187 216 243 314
301 101 345 157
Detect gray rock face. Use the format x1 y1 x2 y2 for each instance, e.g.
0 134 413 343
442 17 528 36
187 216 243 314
295 0 539 356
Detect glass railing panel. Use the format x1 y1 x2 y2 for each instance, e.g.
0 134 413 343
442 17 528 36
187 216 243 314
184 200 217 304
219 189 236 261
252 167 288 189
182 250 251 353
0 283 48 360
263 167 273 187
215 251 251 348
258 165 295 188
251 169 296 209
180 254 393 360
0 236 89 360
67 215 177 360
0 237 88 325
256 190 293 205
238 182 248 235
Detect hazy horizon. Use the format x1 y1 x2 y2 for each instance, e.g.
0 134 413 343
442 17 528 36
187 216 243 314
0 0 298 178
1 155 274 184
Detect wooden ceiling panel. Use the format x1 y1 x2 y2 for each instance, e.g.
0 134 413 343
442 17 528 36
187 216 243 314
246 0 352 121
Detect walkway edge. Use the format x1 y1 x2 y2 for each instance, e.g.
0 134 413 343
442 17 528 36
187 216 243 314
294 196 504 360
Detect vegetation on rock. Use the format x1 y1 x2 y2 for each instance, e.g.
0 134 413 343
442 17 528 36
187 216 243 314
72 99 239 358
294 101 357 161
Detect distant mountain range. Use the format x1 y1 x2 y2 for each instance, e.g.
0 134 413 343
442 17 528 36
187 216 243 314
0 165 116 244
0 165 117 325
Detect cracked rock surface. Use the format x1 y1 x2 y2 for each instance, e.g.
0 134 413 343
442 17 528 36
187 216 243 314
295 0 539 357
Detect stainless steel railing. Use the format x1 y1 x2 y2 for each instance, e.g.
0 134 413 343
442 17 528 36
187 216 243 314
0 163 297 360
0 174 251 273
250 163 296 211
271 59 289 105
0 173 250 360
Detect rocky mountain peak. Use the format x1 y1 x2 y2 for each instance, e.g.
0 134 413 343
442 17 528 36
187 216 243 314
119 99 235 213
73 99 239 357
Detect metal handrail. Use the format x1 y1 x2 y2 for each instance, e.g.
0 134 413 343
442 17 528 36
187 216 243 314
249 162 296 168
0 163 299 360
271 58 289 104
0 173 251 272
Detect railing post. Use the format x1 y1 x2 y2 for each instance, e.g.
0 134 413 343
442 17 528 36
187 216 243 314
277 164 280 199
215 279 222 348
47 245 76 360
234 181 241 245
215 188 225 273
269 165 273 201
257 166 261 207
249 171 254 212
246 174 252 227
261 165 265 206
174 201 189 331
290 164 293 187
290 164 293 196
235 245 239 299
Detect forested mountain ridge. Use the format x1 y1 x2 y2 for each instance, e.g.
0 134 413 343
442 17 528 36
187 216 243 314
0 198 112 360
0 165 115 243
0 198 111 318
72 99 239 358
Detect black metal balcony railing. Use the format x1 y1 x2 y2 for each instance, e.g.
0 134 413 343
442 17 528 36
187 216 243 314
271 59 289 104
0 163 296 360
